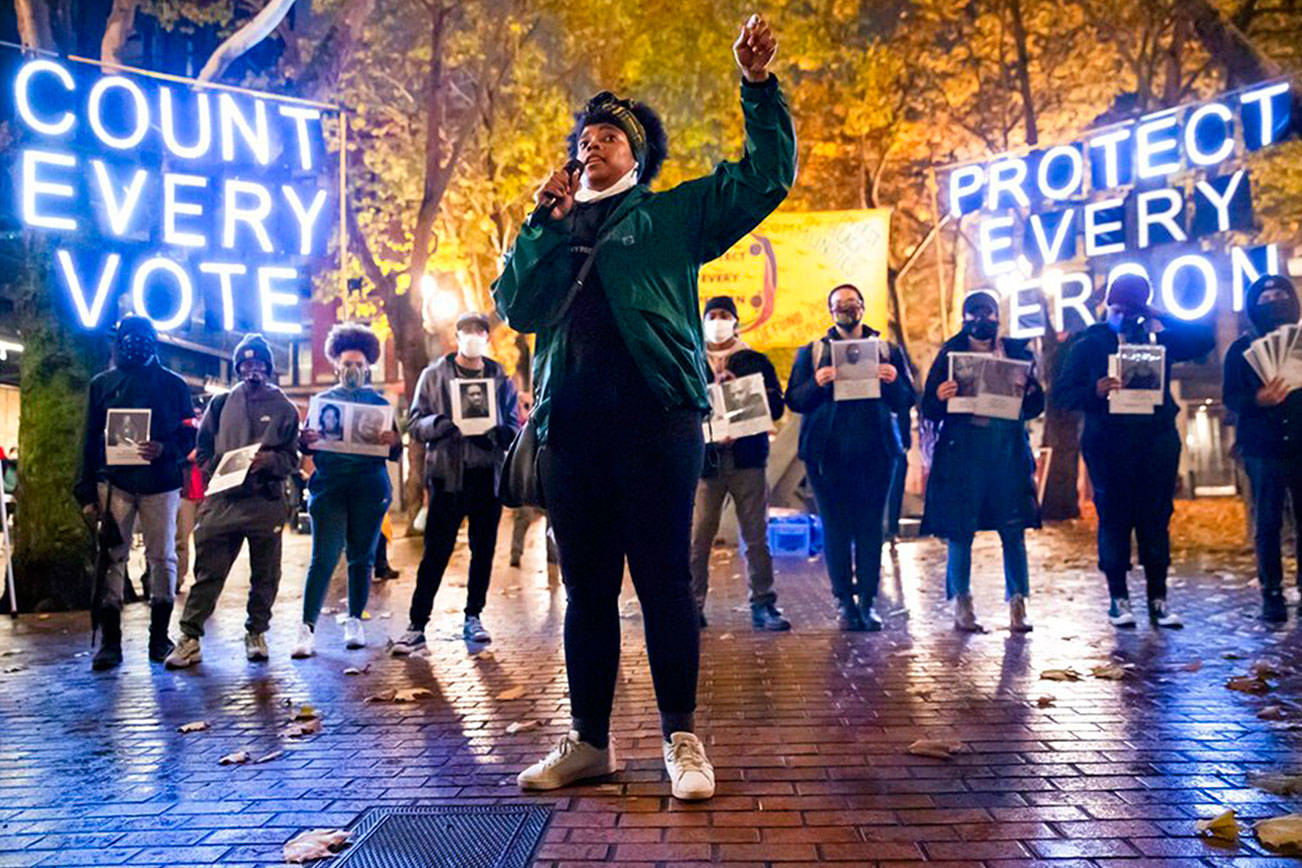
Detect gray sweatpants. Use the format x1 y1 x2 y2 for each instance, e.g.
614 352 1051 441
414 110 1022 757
689 452 776 608
97 484 179 610
179 526 283 638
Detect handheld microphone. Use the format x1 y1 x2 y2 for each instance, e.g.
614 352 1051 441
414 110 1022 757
528 159 584 228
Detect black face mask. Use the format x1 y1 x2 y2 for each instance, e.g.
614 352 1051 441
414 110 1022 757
1256 297 1300 332
116 334 156 369
965 320 998 342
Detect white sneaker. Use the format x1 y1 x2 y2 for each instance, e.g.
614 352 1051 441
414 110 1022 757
1148 598 1183 629
463 615 491 643
164 635 202 669
953 593 983 632
1108 597 1136 627
390 628 427 656
291 623 315 659
244 631 269 662
1009 595 1033 633
664 732 715 801
517 732 617 790
344 617 366 649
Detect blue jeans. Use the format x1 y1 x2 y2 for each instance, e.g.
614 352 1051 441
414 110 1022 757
945 527 1029 601
1244 455 1302 595
302 469 392 625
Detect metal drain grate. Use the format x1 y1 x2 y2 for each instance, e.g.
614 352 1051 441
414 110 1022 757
331 805 552 868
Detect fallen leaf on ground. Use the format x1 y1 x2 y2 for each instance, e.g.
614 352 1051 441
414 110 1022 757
37 613 50 620
1259 705 1290 721
284 718 322 738
496 686 526 701
1248 772 1302 796
506 719 542 734
906 739 963 759
1040 668 1081 682
0 649 20 656
255 750 283 764
1036 696 1055 707
343 664 370 676
364 690 397 703
3 665 26 673
1252 660 1282 678
1223 651 1245 660
1196 809 1239 841
718 633 735 640
1181 660 1203 672
292 705 320 721
392 688 431 702
283 828 350 863
442 607 460 614
177 721 209 733
1090 662 1129 680
218 750 250 765
1256 814 1302 850
1226 675 1271 694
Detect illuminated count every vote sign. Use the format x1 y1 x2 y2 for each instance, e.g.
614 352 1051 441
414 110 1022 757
8 55 338 335
941 81 1294 338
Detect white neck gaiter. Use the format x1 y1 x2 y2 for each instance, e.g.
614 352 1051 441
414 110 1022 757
574 165 639 204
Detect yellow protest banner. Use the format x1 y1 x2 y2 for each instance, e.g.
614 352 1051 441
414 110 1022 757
698 209 892 353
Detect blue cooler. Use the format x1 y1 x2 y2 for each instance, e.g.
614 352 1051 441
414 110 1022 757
767 512 822 557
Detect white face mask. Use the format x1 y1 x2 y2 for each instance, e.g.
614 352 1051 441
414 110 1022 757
457 333 488 359
703 318 736 344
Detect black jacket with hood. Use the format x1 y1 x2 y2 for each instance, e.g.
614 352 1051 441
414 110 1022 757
1224 277 1302 460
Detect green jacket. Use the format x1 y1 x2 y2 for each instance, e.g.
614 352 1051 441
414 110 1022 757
492 75 796 443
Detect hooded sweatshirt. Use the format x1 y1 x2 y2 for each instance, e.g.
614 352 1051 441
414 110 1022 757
1224 279 1302 460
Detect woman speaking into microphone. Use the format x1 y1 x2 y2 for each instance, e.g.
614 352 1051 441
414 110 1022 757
493 14 794 801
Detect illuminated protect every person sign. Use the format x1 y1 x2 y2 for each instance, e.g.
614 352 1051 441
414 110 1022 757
940 80 1295 338
6 54 339 335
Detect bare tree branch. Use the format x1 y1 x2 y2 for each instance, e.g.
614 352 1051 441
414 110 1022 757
100 0 139 65
197 0 299 83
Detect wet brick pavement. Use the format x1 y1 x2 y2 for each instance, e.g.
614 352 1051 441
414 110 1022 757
2 500 1302 866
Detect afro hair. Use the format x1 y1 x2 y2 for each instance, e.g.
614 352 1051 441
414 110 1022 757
568 93 668 185
324 322 381 365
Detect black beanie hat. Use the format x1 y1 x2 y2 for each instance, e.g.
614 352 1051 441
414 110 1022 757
232 333 274 376
1246 274 1299 333
962 290 1000 318
703 296 739 319
570 92 668 185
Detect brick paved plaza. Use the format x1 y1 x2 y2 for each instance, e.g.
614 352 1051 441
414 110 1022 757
2 501 1302 866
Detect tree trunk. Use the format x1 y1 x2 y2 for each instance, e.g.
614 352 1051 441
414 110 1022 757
1007 0 1039 146
13 240 104 611
1185 0 1280 85
101 0 139 66
14 0 54 51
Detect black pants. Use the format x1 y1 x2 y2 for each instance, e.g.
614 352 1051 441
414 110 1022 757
541 410 704 726
1083 426 1180 600
1244 455 1302 595
886 452 908 538
409 468 501 628
807 455 893 606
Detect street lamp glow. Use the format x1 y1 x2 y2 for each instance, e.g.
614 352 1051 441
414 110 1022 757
421 275 461 322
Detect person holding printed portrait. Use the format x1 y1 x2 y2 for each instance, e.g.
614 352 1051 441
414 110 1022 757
921 291 1042 633
494 14 793 801
691 294 789 632
75 315 194 670
292 323 402 658
166 335 300 668
786 284 915 632
1224 275 1302 623
1054 274 1214 629
392 311 520 654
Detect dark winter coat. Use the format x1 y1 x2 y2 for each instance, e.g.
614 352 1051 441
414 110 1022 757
1223 332 1302 461
194 382 300 535
919 334 1043 539
785 325 916 472
74 360 195 505
408 354 521 493
492 76 796 445
703 347 784 477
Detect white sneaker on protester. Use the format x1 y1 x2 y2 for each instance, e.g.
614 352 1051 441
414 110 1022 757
344 617 366 649
663 732 715 801
463 616 491 643
244 631 269 662
291 623 315 659
517 732 617 791
1108 597 1136 627
390 628 427 656
164 635 202 669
